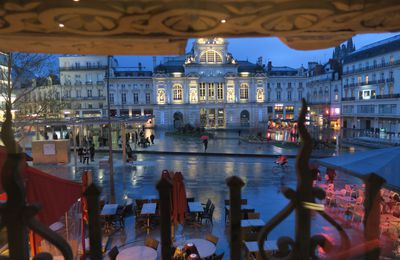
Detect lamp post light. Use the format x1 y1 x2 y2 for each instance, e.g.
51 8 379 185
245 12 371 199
106 55 116 203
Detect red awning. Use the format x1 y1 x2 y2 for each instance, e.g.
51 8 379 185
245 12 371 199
25 166 82 226
0 146 82 226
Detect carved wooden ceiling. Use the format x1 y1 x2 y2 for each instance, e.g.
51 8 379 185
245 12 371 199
0 0 399 55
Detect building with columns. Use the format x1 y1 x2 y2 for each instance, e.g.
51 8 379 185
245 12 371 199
153 38 299 129
341 35 400 134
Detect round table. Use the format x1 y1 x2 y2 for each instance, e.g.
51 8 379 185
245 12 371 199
116 246 157 260
185 239 216 258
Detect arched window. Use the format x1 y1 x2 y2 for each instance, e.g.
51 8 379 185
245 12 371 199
240 83 249 100
173 84 183 101
199 50 223 64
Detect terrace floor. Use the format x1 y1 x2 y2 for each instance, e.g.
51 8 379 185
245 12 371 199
32 151 398 259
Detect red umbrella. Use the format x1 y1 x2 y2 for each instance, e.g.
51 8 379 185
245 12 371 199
172 172 187 225
200 135 209 140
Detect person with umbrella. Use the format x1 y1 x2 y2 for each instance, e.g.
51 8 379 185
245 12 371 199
201 135 208 152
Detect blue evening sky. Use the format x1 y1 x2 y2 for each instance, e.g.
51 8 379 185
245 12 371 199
115 33 399 70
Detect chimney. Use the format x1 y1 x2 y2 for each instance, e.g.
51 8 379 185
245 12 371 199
138 62 142 71
152 56 157 70
267 61 272 72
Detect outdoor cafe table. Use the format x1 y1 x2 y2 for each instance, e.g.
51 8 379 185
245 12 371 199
185 238 216 258
116 245 157 260
100 204 118 233
189 202 204 213
241 219 265 228
225 205 255 211
245 240 278 254
141 203 157 233
188 202 204 224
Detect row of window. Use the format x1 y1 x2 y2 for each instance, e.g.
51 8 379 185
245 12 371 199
343 83 394 98
345 55 396 73
268 82 303 89
109 93 151 105
170 83 303 102
344 71 394 85
343 104 397 114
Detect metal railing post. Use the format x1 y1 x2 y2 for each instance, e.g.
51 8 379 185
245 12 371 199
226 176 245 260
363 173 385 260
157 177 173 260
84 184 103 259
2 153 30 259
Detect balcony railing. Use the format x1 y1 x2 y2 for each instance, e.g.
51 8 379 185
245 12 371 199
343 59 400 75
82 96 106 100
59 65 108 71
386 77 394 83
341 97 355 101
376 93 400 99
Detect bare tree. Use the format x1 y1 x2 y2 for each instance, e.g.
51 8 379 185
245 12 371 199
0 52 58 145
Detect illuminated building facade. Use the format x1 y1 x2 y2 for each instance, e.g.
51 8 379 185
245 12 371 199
342 35 400 134
153 38 303 129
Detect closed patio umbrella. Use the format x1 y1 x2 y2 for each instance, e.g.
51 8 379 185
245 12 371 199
172 172 187 225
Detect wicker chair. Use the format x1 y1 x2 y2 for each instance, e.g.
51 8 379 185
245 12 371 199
145 237 159 250
107 246 119 260
205 233 219 245
201 204 215 225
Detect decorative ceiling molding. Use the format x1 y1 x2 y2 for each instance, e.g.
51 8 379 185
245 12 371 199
0 0 399 54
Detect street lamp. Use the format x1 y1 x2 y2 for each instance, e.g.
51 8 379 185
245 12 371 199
106 55 116 203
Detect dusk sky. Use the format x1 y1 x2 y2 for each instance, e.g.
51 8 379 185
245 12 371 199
115 33 399 70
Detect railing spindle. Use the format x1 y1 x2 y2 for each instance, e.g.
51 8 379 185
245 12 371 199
226 176 245 260
363 173 385 259
157 177 173 260
84 184 103 259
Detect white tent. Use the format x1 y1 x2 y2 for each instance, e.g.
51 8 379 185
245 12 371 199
316 147 400 192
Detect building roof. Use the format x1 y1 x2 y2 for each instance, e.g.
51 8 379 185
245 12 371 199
268 66 298 76
155 58 265 74
344 34 400 64
236 60 265 73
113 67 152 77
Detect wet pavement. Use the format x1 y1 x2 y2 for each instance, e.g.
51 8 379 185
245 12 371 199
31 151 395 259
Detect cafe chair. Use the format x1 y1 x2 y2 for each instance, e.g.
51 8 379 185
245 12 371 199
202 199 212 213
243 231 259 241
145 237 159 250
247 212 260 219
107 246 119 260
205 233 219 245
200 204 215 225
134 205 147 228
112 205 126 228
211 252 224 260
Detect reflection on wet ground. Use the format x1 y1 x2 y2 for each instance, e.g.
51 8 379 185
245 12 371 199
35 153 395 258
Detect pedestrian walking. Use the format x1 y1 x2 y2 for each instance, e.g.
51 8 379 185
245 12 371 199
78 147 83 163
150 133 155 144
238 130 241 136
203 139 208 152
89 143 95 162
82 147 89 165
